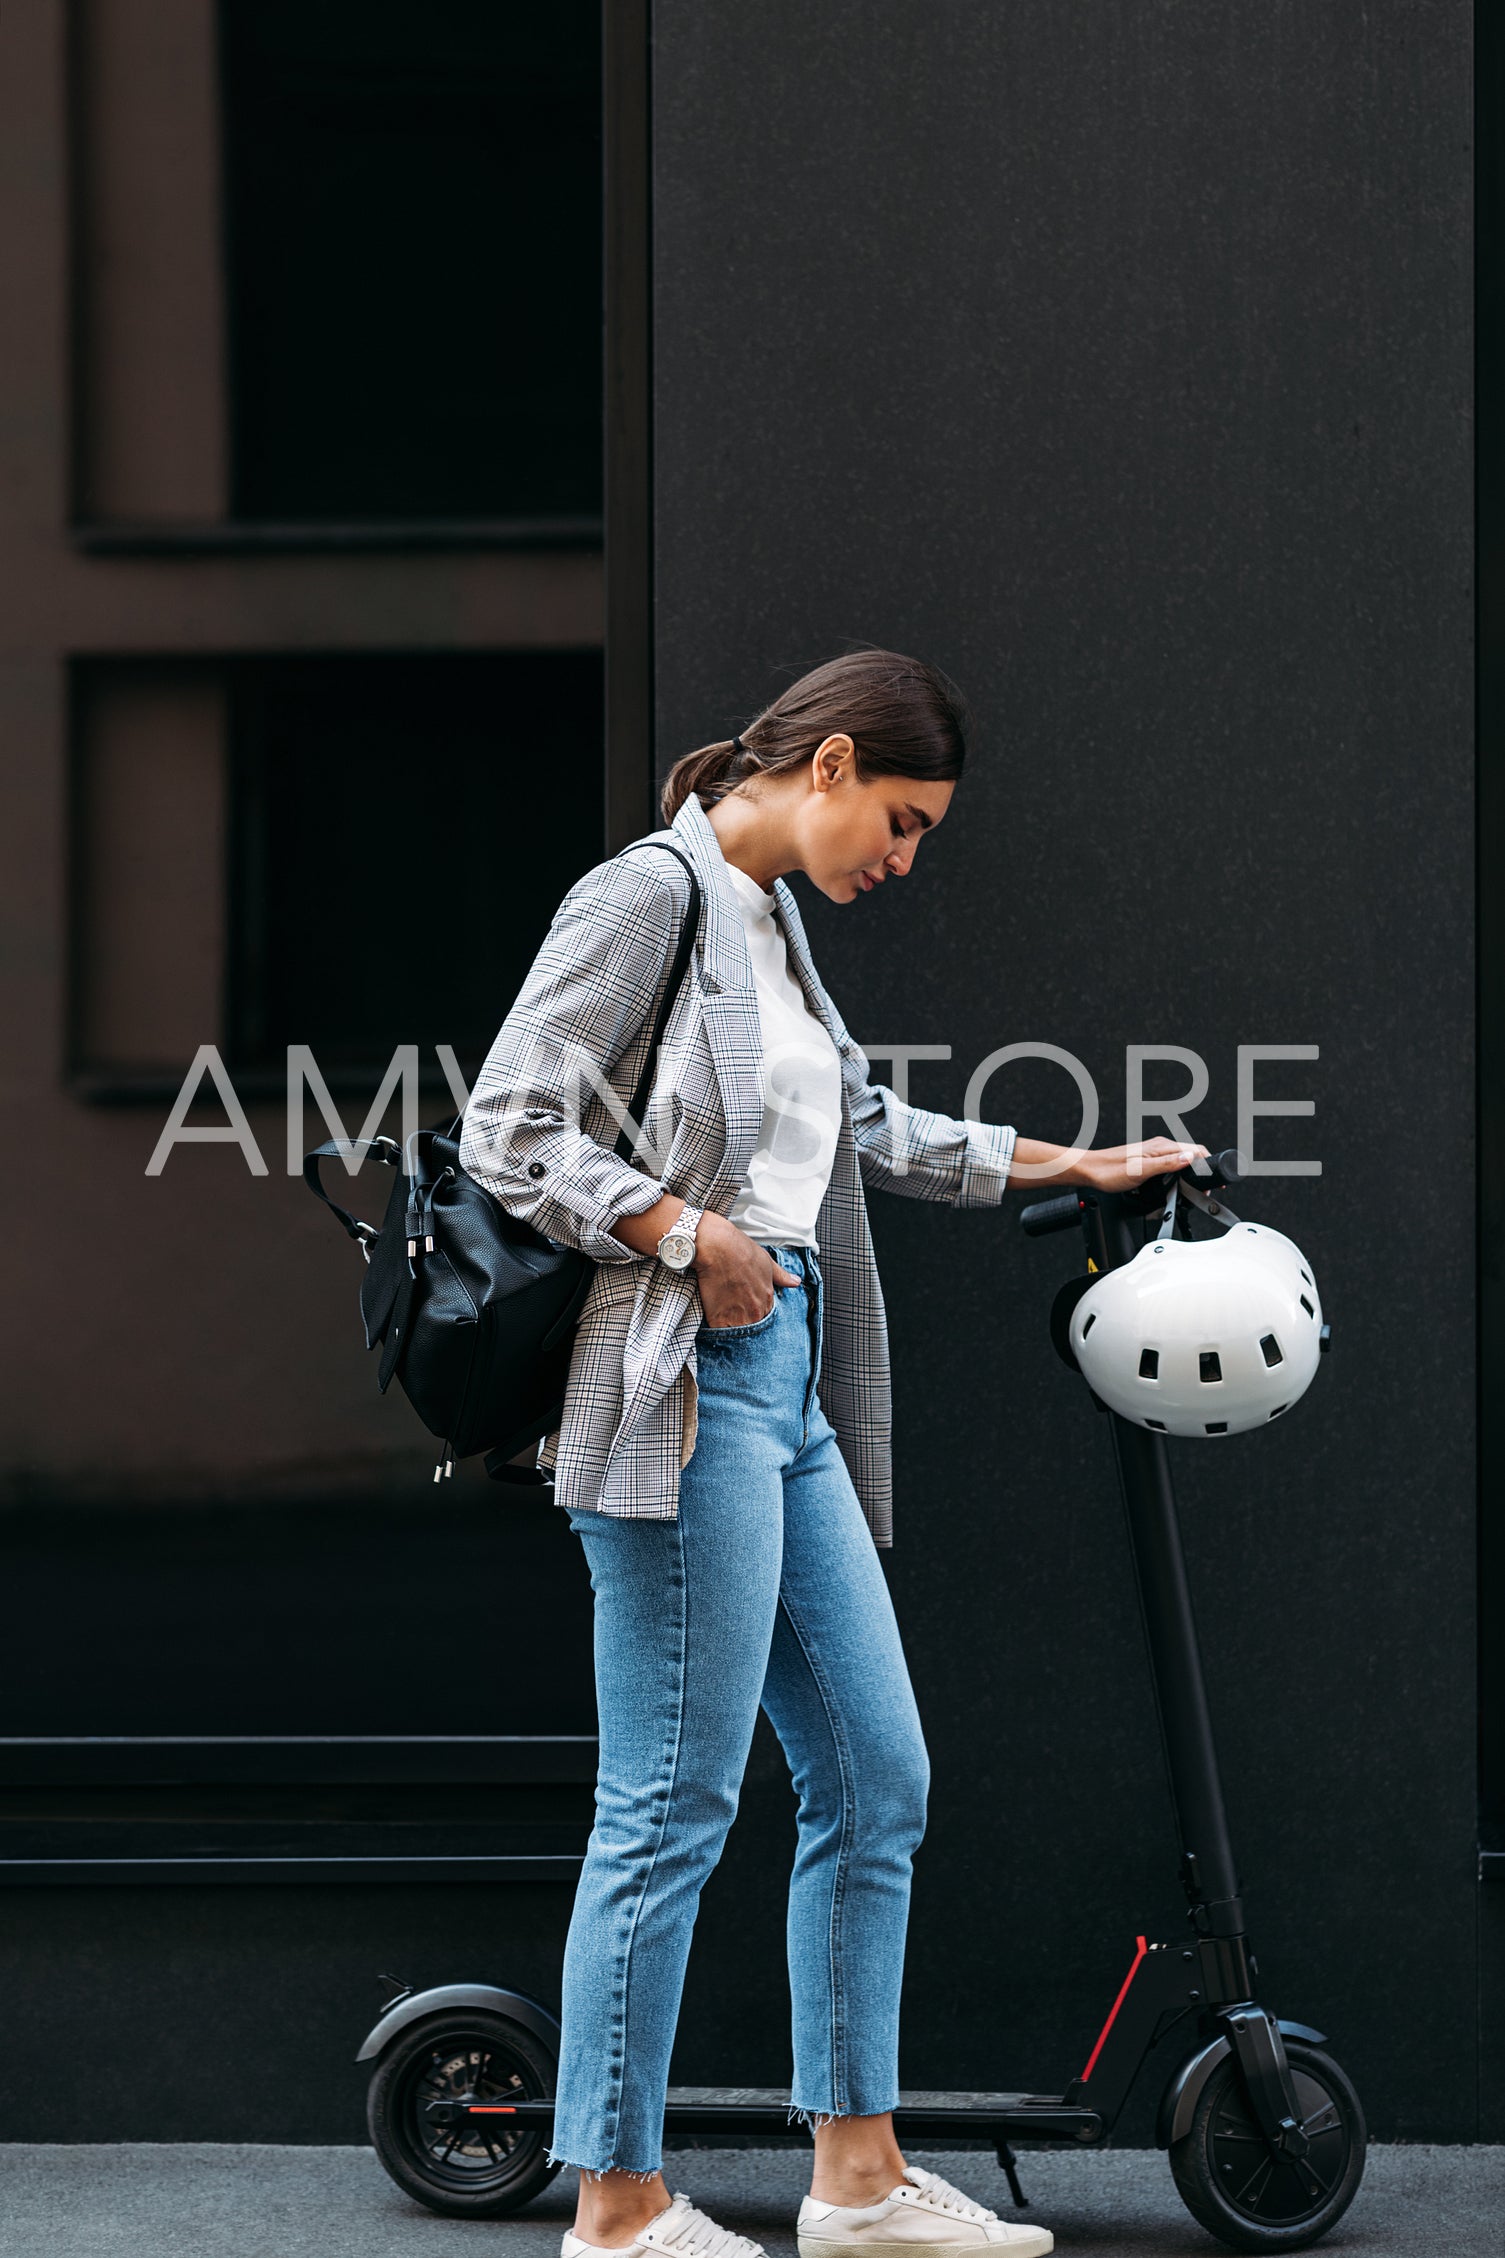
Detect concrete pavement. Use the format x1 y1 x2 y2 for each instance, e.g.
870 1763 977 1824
0 2143 1498 2258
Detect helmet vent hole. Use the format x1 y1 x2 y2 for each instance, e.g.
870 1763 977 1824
1300 1267 1313 1286
1145 1418 1167 1431
1268 1404 1288 1419
1300 1294 1315 1318
1081 1312 1097 1337
1260 1333 1283 1367
1204 1421 1229 1434
1199 1351 1223 1384
1138 1348 1159 1379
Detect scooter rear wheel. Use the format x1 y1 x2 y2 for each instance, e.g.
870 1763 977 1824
1169 2040 1366 2251
366 2007 562 2217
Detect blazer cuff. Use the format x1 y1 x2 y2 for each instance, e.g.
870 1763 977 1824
459 1111 666 1264
567 1164 667 1261
957 1120 1017 1207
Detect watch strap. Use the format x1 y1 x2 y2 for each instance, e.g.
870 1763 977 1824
658 1205 704 1268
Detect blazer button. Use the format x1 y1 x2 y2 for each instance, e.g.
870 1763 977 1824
527 1162 546 1178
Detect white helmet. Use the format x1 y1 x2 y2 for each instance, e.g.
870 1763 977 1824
1068 1187 1325 1437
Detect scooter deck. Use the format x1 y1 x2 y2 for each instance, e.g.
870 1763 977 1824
430 2090 1104 2144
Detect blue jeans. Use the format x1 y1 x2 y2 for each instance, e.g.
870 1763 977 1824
550 1243 930 2176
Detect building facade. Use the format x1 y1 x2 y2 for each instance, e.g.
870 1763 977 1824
0 1 1495 2145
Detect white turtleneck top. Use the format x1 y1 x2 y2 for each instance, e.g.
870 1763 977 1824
721 862 844 1250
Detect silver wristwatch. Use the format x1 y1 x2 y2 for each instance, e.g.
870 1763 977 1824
656 1206 704 1273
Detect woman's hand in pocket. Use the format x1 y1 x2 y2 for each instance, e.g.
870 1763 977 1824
693 1213 800 1329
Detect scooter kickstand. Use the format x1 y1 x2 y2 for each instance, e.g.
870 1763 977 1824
995 2142 1028 2208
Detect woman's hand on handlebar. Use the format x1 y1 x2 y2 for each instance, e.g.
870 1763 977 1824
1082 1138 1208 1191
693 1212 801 1328
1010 1135 1208 1189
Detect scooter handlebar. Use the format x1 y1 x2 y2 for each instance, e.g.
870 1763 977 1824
1202 1147 1245 1189
1019 1192 1087 1237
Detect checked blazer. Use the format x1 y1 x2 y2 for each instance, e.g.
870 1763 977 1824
458 791 1016 1548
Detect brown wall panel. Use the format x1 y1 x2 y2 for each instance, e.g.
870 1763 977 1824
71 0 229 521
72 665 227 1069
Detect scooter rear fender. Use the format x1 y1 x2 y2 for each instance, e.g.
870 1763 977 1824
355 1982 562 2064
1156 2019 1327 2148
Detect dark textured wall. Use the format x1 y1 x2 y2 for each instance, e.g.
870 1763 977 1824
652 3 1479 2137
0 1882 577 2144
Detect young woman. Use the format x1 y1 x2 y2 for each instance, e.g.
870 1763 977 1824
459 650 1200 2258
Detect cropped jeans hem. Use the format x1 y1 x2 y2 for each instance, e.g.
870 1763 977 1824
787 2097 901 2133
544 2149 664 2182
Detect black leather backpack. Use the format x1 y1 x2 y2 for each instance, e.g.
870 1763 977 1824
303 844 702 1490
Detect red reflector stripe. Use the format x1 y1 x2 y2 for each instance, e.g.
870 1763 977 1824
466 2105 518 2114
1080 1934 1149 2084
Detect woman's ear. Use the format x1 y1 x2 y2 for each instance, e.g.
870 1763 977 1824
811 733 855 793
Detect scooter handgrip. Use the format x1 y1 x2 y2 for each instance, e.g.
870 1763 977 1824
1020 1192 1085 1237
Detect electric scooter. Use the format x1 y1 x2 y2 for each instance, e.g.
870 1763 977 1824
357 1151 1366 2251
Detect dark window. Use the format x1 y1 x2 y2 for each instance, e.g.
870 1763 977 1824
227 650 604 1078
220 0 603 520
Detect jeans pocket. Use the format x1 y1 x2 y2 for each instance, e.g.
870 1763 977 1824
696 1299 780 1344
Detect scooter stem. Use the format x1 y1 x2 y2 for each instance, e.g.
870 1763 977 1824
1097 1194 1246 1944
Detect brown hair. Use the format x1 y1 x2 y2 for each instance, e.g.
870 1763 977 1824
659 647 970 824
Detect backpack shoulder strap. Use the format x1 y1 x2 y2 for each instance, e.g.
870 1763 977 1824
610 841 703 1164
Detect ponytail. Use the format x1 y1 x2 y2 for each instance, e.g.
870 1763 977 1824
660 738 749 822
658 648 969 826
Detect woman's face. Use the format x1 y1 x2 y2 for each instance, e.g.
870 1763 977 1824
796 734 955 904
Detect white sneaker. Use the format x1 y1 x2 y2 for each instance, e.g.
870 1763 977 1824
564 2192 768 2258
797 2165 1053 2258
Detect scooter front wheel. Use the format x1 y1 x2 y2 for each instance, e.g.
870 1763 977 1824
366 2007 562 2217
1169 2040 1366 2252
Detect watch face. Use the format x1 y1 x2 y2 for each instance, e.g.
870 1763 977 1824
661 1232 694 1269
